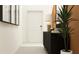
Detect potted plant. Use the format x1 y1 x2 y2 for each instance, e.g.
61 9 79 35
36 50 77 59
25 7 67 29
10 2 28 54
57 5 74 54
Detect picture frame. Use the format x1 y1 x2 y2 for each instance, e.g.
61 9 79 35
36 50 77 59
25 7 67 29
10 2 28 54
0 5 19 26
3 5 10 23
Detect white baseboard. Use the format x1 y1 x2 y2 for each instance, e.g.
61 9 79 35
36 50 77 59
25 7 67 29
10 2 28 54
21 43 43 47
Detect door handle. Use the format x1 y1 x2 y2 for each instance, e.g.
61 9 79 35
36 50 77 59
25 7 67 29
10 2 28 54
40 25 43 30
40 25 42 27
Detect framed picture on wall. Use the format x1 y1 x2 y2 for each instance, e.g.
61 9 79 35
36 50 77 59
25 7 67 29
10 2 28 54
11 5 19 25
10 5 16 24
0 5 19 26
15 5 19 25
0 5 2 21
3 5 10 23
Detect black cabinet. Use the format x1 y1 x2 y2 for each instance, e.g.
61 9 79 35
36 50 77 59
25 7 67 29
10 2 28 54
43 32 64 54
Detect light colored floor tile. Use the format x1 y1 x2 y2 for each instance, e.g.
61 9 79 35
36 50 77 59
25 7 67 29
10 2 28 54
15 46 47 54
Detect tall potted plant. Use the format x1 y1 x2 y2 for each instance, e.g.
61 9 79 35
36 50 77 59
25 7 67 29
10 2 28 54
57 5 74 54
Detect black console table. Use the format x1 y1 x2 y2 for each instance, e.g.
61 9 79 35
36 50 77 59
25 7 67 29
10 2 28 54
43 32 64 54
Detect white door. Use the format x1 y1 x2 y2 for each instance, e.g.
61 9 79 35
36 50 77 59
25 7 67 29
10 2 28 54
27 11 43 44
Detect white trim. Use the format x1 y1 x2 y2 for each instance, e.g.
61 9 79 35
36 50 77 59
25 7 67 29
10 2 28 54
21 43 43 47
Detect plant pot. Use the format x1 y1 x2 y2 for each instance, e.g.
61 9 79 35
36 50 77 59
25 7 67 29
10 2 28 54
60 49 72 54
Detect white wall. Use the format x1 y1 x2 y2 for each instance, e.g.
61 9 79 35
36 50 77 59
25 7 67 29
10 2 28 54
0 6 23 53
20 5 53 43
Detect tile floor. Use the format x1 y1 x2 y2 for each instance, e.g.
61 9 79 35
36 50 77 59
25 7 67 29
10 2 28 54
15 46 47 54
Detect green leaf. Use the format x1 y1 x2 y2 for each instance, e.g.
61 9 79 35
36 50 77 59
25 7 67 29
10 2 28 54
57 5 74 51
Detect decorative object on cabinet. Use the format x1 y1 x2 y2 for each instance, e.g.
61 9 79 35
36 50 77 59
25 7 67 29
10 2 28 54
57 5 74 53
